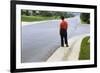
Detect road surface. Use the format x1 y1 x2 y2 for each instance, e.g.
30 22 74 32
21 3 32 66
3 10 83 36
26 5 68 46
21 16 90 63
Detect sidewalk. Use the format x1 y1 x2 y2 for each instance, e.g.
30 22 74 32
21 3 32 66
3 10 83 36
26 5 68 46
47 34 89 62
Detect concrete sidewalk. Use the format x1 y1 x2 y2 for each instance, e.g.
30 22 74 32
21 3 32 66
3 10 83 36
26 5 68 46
47 34 89 62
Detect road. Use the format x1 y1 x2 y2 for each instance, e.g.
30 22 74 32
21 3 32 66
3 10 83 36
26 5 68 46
21 16 90 63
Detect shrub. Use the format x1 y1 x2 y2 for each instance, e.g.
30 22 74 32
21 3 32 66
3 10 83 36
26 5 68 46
80 13 90 24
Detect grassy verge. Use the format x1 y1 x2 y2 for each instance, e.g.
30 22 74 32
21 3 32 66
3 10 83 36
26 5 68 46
80 19 90 24
79 36 90 60
21 15 58 22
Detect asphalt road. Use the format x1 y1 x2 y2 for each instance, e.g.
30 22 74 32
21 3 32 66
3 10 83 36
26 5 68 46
21 16 90 63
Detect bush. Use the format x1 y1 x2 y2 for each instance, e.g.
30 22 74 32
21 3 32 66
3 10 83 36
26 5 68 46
79 36 90 60
80 13 90 24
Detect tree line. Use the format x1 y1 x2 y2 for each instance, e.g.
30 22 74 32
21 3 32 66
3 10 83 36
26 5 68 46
21 10 75 18
21 10 90 24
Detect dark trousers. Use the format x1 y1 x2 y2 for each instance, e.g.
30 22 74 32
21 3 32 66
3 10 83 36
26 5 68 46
60 29 68 47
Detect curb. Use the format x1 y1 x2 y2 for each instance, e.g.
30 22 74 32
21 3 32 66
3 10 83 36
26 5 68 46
47 34 89 62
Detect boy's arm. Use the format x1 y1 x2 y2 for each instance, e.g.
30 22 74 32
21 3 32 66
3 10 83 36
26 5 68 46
66 21 68 30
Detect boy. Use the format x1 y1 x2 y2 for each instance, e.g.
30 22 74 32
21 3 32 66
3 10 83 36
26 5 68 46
60 16 69 47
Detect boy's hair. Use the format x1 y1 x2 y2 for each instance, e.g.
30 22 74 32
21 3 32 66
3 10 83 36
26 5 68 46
61 16 64 20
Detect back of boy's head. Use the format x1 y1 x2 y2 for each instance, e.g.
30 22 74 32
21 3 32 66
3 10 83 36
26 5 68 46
61 16 64 20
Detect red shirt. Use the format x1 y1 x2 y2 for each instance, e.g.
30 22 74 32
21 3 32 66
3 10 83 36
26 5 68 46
60 20 68 30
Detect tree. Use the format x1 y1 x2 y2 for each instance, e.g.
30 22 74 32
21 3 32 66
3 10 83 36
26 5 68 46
21 10 26 15
80 13 90 24
21 10 30 16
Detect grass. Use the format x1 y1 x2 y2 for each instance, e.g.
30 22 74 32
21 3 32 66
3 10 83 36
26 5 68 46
21 15 58 22
80 19 90 24
79 36 90 60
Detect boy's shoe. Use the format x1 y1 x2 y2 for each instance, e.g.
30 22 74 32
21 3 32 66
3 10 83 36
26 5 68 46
61 45 64 47
66 44 69 47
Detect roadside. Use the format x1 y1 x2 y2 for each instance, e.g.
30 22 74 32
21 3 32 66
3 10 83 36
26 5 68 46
21 16 80 26
21 15 56 22
47 34 89 62
79 36 90 60
21 19 59 26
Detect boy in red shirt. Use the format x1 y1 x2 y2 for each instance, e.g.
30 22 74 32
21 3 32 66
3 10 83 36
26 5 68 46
60 16 69 47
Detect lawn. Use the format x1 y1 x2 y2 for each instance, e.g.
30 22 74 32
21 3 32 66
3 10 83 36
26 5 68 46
80 19 90 24
79 36 90 60
21 15 58 22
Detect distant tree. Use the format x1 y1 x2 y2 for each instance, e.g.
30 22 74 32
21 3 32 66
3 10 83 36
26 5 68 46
39 11 53 17
21 10 26 15
80 13 90 24
63 12 75 18
21 10 75 18
21 10 30 16
54 12 74 18
26 10 30 16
